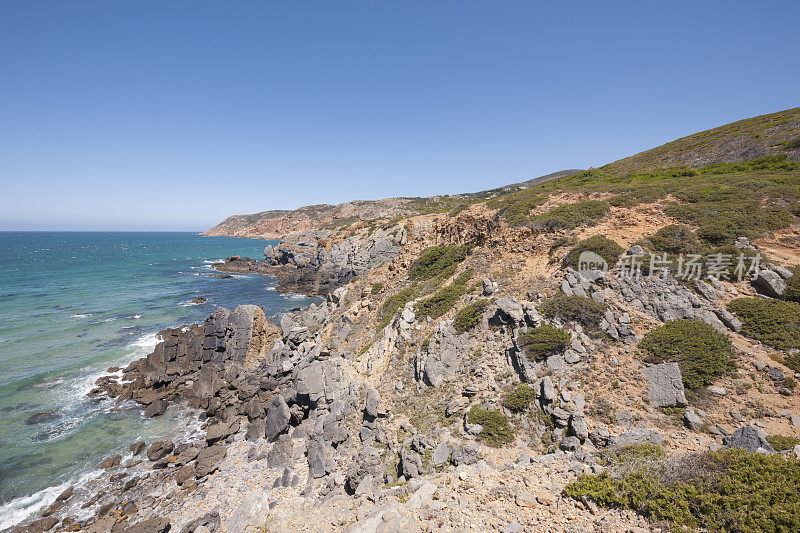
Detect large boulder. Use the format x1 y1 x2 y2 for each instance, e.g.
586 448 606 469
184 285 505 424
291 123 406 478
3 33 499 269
643 362 687 407
609 427 663 448
264 395 290 441
495 297 524 323
146 440 174 462
752 270 787 298
195 445 227 477
723 425 776 453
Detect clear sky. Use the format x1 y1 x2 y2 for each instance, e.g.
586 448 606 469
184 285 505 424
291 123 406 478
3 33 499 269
1 1 798 231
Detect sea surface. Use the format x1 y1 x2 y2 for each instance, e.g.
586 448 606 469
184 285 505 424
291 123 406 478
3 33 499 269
0 232 317 529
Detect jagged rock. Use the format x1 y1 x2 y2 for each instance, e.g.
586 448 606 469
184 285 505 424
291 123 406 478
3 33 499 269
684 408 704 430
482 278 498 296
143 399 168 417
643 362 687 407
590 426 611 447
98 455 121 469
724 425 775 453
560 436 580 451
123 517 172 533
539 376 555 403
432 442 450 467
450 443 479 466
753 270 787 298
399 448 423 478
693 280 718 302
297 362 325 405
129 441 146 456
496 297 524 323
569 414 589 441
195 445 226 477
714 308 742 332
264 395 291 441
609 427 663 448
174 446 200 466
206 419 239 444
180 511 220 533
365 388 379 419
768 365 786 382
416 325 471 387
307 439 330 478
146 440 174 462
245 419 265 442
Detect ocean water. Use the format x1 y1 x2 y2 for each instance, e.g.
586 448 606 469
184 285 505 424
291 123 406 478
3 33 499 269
0 232 317 528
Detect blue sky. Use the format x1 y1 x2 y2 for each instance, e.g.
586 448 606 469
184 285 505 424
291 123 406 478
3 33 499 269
1 1 798 231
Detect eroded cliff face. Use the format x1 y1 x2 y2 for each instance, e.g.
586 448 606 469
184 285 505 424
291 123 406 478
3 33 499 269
214 224 408 296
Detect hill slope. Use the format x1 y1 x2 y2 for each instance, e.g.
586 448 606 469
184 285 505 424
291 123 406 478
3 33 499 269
205 107 799 239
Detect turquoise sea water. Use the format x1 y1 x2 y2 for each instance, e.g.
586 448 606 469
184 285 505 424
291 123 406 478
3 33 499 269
0 232 317 528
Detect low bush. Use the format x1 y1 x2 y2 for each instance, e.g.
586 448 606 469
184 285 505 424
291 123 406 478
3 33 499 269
517 325 570 360
599 443 666 465
502 384 537 412
564 449 800 532
785 353 800 374
783 266 800 303
727 297 800 351
531 200 610 231
639 320 735 391
647 224 700 255
414 268 473 320
409 245 470 281
766 434 800 451
540 294 607 329
467 406 515 446
453 299 488 333
563 235 624 271
370 282 384 294
377 286 415 330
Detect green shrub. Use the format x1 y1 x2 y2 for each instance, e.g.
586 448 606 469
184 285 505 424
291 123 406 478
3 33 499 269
766 434 800 451
564 449 800 532
467 406 515 446
414 269 473 320
728 297 800 351
600 443 666 465
540 294 608 329
563 235 624 270
639 320 735 391
647 224 700 255
378 286 416 330
517 325 570 360
531 200 610 231
783 266 800 303
371 282 384 294
453 299 488 333
502 384 537 412
409 245 470 281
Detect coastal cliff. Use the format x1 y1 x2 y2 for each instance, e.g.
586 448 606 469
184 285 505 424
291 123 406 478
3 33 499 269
15 107 800 533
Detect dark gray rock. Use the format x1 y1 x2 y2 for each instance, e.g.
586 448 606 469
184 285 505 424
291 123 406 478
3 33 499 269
264 395 290 441
450 443 479 466
364 388 379 419
307 439 330 478
724 425 775 453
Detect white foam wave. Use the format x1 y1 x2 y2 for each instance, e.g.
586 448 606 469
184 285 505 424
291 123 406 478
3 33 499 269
0 469 100 531
71 313 92 319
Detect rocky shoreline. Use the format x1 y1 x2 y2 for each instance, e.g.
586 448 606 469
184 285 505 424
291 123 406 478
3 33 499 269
213 226 404 296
